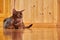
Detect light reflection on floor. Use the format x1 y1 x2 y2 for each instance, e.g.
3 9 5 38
0 27 57 40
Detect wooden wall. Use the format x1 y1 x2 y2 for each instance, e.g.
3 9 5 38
57 0 60 26
0 0 57 24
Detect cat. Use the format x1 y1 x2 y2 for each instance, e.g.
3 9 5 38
3 9 33 29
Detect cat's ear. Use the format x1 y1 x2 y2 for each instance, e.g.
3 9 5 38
13 9 17 14
13 9 16 12
20 9 25 12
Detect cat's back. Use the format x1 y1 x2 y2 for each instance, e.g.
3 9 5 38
3 17 12 22
3 17 12 28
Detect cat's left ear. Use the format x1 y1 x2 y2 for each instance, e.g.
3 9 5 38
20 9 25 12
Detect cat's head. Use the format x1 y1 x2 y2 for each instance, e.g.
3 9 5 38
12 9 24 18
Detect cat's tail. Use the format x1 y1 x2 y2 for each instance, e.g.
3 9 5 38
25 24 33 28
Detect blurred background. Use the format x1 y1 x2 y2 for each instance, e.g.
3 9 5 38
0 0 60 40
0 0 58 24
0 0 59 28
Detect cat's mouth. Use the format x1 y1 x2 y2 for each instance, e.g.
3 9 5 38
14 15 22 18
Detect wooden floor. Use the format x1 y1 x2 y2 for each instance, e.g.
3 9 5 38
0 23 60 40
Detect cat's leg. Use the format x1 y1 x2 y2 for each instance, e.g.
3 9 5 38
18 23 25 29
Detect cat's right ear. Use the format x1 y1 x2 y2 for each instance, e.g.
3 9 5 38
13 9 16 12
13 9 17 14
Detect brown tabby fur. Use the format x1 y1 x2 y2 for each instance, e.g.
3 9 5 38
3 9 33 29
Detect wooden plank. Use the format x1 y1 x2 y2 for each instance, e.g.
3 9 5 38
38 0 44 23
43 0 49 23
54 0 57 23
23 0 32 23
48 0 54 23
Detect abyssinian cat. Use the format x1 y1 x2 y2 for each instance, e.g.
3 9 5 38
3 9 33 29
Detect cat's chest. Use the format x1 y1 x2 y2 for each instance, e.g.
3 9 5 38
16 18 22 22
11 18 23 24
